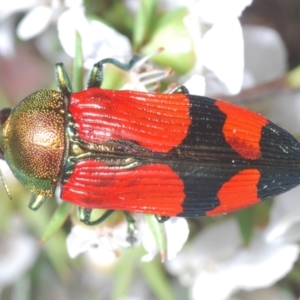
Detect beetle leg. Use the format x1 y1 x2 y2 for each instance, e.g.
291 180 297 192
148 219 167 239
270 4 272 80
155 215 170 223
28 194 49 211
87 55 141 88
123 212 138 246
77 207 115 226
172 85 189 95
55 63 73 97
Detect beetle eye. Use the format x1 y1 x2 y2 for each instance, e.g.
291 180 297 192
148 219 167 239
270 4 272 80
0 108 12 126
0 108 12 159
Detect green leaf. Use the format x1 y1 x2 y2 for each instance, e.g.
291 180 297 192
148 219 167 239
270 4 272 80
112 247 139 300
141 7 196 74
133 0 158 50
43 229 71 279
252 200 272 226
73 31 84 92
235 208 253 246
101 64 130 90
85 2 133 36
40 202 72 243
22 199 71 277
287 268 300 284
145 214 167 262
140 258 177 300
234 199 272 246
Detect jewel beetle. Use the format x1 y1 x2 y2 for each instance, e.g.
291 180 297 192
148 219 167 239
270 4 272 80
1 57 300 225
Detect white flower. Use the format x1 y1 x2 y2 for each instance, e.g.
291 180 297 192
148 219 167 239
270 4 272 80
236 286 296 300
182 74 206 95
142 217 189 262
187 0 252 96
0 0 83 57
66 214 145 260
228 233 298 291
121 52 173 92
264 185 300 244
0 17 15 56
173 0 251 96
57 6 132 69
242 25 287 89
200 16 244 95
0 0 37 20
167 218 299 300
66 213 144 267
188 0 252 23
66 214 189 266
0 217 39 293
127 0 251 96
127 0 251 21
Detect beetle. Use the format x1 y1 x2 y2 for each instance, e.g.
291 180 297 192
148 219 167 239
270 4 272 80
0 57 300 226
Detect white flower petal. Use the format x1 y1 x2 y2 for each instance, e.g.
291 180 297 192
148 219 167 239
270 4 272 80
141 251 157 263
65 0 83 8
237 286 296 300
264 186 300 243
166 218 242 285
67 217 143 260
58 7 131 68
191 231 299 299
0 17 15 56
58 6 93 57
0 234 38 290
276 222 300 244
85 244 117 268
0 0 36 20
243 25 287 89
66 225 100 258
165 218 189 260
183 74 206 95
121 82 149 92
142 217 189 262
85 20 132 68
202 18 244 95
194 0 252 23
141 222 160 262
231 234 299 290
191 218 242 259
192 267 237 300
17 6 53 40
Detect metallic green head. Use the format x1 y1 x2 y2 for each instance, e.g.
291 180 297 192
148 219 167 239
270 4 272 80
0 90 67 196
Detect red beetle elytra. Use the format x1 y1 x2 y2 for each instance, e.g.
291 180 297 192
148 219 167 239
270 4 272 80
0 57 300 225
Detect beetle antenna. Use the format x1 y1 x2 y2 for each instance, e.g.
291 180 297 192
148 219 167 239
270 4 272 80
0 168 12 200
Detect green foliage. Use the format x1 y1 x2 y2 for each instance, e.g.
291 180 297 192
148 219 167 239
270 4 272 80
141 8 196 74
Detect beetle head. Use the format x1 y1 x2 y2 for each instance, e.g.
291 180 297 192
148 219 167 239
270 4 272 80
0 90 67 197
0 108 12 159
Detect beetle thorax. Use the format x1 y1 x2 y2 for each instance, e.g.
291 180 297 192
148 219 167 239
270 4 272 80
0 90 67 196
